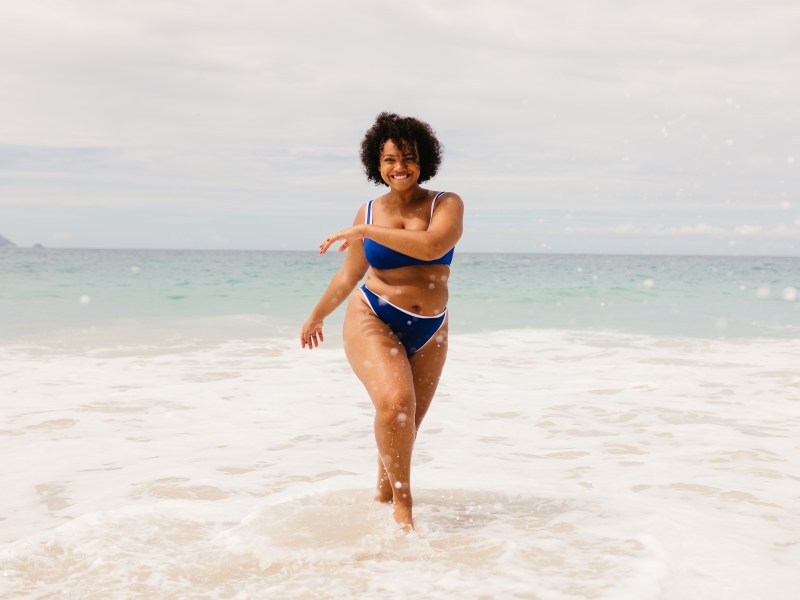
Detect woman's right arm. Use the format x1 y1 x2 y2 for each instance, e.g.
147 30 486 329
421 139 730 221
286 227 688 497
300 204 369 350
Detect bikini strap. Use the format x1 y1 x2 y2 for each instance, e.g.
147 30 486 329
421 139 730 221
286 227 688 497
366 199 374 225
430 191 446 220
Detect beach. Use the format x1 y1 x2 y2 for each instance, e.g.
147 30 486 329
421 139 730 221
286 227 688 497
1 250 799 598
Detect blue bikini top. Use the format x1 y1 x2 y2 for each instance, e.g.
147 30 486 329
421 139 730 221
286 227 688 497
363 191 455 270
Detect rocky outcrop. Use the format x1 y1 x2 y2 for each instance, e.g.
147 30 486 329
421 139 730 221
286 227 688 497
0 234 16 248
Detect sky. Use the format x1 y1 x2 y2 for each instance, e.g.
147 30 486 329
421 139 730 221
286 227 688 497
1 0 799 255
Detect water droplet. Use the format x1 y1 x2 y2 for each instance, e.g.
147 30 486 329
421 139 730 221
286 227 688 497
394 481 402 489
79 294 91 305
131 265 141 274
428 283 435 289
782 287 797 302
397 412 407 423
756 286 770 299
389 348 399 356
643 278 655 288
435 335 444 344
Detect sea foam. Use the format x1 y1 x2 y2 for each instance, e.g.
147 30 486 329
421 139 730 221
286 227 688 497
1 329 798 599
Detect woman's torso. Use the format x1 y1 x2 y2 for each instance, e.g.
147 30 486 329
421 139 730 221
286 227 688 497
363 190 452 316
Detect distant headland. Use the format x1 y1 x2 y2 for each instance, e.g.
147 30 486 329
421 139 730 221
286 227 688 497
0 234 16 248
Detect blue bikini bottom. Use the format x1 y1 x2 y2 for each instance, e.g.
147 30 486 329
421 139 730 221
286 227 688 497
359 285 447 357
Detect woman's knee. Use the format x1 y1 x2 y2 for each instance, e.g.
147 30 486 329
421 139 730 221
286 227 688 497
373 388 415 427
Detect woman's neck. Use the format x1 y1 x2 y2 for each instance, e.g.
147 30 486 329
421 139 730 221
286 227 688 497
386 185 428 206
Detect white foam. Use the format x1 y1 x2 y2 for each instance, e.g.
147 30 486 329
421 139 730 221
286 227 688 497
1 329 799 599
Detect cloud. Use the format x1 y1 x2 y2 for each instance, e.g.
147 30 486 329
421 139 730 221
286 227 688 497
1 0 799 252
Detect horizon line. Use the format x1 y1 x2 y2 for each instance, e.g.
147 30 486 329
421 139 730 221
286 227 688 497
2 246 799 260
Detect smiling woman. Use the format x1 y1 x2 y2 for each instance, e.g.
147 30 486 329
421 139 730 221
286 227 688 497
300 112 464 532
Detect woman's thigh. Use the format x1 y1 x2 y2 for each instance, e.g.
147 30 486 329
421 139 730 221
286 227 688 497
409 317 448 428
343 292 415 407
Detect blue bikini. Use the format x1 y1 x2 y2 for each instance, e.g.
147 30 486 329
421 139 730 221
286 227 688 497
363 192 455 269
360 191 453 357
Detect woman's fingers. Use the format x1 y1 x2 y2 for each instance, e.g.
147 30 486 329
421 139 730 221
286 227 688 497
320 225 363 254
310 330 322 348
322 231 346 254
301 328 324 349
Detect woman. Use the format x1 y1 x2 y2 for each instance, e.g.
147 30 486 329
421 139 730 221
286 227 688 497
300 112 464 532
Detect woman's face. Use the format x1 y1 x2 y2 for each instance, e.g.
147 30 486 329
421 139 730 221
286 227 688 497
379 139 420 190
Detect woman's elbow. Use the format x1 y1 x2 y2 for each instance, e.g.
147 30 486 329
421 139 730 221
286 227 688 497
337 267 366 288
424 242 448 261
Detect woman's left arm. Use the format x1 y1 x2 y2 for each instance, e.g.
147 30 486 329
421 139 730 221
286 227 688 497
320 193 464 260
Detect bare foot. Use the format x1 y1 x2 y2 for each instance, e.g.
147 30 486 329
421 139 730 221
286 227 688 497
393 501 414 533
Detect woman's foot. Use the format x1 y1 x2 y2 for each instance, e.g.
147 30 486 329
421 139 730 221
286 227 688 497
393 501 414 533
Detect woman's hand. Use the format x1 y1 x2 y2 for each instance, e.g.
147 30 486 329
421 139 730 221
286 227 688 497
300 317 325 350
319 224 366 254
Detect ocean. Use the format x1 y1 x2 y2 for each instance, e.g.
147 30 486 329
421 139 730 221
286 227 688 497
2 249 798 341
1 249 799 599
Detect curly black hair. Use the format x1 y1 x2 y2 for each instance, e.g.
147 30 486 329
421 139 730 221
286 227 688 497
360 112 443 186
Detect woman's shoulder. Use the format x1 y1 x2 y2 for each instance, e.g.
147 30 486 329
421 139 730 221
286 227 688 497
433 190 464 210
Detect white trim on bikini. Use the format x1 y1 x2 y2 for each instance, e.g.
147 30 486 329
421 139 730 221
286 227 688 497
430 191 446 220
417 309 448 353
360 286 447 320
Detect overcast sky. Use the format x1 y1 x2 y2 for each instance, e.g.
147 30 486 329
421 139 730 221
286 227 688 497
1 0 798 254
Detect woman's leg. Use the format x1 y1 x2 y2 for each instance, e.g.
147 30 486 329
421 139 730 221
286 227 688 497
409 317 448 432
374 318 450 502
343 293 418 529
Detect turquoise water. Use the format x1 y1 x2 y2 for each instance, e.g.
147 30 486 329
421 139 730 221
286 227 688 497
1 248 798 339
